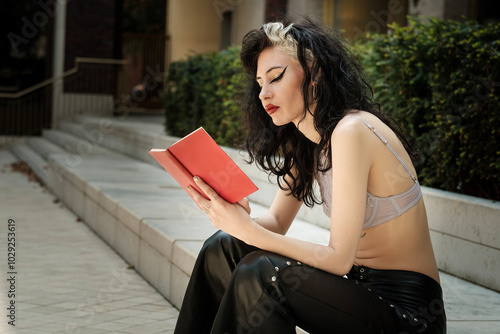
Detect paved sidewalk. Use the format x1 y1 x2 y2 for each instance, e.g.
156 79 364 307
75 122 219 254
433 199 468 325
0 150 179 334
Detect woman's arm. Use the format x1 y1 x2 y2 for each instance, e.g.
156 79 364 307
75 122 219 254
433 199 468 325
252 184 303 235
189 118 372 276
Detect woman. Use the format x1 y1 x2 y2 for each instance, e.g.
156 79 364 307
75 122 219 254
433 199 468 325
174 17 446 334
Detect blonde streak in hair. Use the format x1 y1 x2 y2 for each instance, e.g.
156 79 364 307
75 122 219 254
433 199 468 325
262 22 297 60
262 22 314 66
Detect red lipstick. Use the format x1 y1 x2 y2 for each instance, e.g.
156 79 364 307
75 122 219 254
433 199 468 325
265 104 279 115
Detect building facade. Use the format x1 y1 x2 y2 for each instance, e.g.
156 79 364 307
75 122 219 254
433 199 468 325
2 0 498 137
165 0 499 62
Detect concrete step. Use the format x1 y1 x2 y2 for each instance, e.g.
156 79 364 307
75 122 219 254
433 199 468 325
69 116 174 167
58 121 92 141
27 137 66 160
10 142 49 185
43 128 116 156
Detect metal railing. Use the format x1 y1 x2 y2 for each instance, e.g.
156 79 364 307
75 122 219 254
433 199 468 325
0 58 128 136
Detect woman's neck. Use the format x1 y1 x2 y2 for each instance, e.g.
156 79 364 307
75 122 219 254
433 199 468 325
294 110 321 144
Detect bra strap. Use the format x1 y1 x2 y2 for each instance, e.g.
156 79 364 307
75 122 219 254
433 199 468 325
345 116 417 182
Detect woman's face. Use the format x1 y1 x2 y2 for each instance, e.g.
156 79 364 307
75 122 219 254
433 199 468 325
256 47 308 127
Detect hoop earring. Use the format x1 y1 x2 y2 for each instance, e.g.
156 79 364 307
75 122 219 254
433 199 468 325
312 84 318 101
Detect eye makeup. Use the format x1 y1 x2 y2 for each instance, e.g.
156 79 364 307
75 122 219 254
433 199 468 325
256 66 288 87
270 66 288 84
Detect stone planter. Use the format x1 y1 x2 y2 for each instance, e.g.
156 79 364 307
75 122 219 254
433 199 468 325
424 187 500 292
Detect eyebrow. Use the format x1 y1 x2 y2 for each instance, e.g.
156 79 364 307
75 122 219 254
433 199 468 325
256 66 284 80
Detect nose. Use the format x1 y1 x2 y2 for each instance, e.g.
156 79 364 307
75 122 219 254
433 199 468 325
258 84 272 101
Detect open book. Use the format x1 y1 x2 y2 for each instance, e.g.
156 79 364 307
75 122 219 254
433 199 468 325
149 127 258 204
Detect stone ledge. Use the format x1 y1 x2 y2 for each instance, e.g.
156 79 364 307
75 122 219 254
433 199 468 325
424 186 500 249
424 186 500 292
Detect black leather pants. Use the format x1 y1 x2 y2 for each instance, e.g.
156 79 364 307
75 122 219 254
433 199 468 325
174 231 446 334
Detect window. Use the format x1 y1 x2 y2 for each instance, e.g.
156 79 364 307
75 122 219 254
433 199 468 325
220 11 232 50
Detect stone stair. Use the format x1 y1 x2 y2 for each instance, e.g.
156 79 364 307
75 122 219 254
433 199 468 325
9 115 500 333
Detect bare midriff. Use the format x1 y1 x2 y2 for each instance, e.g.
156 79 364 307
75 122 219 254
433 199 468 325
354 198 440 284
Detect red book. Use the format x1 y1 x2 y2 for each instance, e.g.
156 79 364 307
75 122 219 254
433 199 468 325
149 127 258 204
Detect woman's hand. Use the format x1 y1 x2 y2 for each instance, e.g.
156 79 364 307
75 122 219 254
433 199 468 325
236 196 251 215
188 176 255 240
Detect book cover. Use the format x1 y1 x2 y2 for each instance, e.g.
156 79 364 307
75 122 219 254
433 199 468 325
149 127 258 204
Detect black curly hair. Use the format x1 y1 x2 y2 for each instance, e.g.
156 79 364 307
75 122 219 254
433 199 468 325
240 16 416 207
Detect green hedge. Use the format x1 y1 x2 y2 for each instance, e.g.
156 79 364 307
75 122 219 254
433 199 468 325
161 46 246 148
162 18 500 201
356 17 500 201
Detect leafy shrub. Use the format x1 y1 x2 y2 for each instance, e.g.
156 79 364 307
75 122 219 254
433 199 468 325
161 46 246 148
356 17 500 200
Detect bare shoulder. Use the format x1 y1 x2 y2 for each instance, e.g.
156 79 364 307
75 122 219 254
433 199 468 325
331 111 374 144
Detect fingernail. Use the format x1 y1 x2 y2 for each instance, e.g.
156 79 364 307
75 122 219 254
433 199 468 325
193 176 199 181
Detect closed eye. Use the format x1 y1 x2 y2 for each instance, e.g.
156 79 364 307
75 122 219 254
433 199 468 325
270 66 288 84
